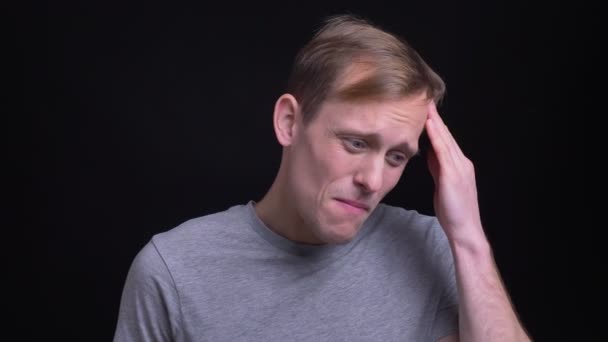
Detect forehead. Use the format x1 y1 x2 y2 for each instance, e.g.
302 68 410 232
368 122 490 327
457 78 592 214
317 93 430 129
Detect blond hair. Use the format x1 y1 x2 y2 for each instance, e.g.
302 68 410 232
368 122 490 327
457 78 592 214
286 14 445 124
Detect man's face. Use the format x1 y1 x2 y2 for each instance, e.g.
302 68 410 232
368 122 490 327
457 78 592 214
286 93 429 244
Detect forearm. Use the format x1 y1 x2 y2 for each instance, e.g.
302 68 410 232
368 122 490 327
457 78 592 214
450 230 531 342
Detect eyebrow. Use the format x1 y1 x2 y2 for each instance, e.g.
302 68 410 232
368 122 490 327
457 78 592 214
335 129 420 157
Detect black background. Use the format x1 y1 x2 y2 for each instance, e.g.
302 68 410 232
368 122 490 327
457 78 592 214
19 1 585 341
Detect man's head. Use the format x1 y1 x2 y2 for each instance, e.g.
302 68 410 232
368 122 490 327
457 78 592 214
286 14 445 125
269 14 445 244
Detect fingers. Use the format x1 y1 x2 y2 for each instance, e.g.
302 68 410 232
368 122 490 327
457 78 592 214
426 102 466 165
426 103 456 168
426 138 440 183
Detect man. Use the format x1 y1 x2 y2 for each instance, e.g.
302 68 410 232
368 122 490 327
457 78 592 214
114 14 531 341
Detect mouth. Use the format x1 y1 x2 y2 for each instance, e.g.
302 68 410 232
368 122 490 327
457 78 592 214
334 198 370 212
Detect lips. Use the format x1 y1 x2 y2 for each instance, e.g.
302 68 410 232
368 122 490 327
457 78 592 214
334 198 370 211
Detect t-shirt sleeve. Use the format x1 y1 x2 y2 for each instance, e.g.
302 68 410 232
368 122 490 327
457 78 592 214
429 219 459 341
113 241 182 342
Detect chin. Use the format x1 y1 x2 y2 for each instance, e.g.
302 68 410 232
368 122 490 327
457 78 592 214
315 223 361 244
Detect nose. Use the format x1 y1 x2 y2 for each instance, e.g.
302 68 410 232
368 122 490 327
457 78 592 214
354 157 383 193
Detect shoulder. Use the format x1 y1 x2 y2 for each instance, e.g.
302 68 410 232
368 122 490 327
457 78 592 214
153 203 251 247
376 203 442 236
374 203 451 255
145 203 255 267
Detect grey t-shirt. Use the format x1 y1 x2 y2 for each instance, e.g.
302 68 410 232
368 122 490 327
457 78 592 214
113 201 458 341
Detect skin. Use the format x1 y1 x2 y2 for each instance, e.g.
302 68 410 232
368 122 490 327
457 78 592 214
255 72 531 342
254 92 429 245
426 103 531 342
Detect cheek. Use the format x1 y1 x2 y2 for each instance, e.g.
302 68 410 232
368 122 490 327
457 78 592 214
292 139 338 196
382 168 405 194
319 145 359 190
310 140 349 176
294 134 359 199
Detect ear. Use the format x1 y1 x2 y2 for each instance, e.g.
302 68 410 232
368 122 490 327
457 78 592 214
273 93 301 146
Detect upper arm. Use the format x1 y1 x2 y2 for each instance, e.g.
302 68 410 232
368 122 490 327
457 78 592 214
113 241 181 342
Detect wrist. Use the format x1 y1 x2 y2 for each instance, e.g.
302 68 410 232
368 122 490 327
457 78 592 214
449 227 492 260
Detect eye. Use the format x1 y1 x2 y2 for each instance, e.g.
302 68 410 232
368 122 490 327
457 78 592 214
387 152 407 166
344 138 368 151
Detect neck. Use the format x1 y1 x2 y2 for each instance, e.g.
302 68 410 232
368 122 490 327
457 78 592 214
254 162 324 245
